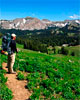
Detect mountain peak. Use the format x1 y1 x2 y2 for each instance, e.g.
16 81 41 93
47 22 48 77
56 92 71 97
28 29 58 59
25 16 36 20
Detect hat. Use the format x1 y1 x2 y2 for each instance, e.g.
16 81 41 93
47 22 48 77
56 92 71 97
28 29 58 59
11 33 16 37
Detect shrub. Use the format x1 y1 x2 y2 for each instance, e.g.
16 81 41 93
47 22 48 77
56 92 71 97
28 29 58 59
71 52 75 56
61 47 69 55
0 69 13 100
30 89 40 100
17 72 25 80
0 85 13 100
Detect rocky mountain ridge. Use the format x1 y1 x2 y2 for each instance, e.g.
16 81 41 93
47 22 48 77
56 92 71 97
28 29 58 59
0 16 80 30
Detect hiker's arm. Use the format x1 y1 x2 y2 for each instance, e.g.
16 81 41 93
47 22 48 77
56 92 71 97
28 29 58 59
15 42 19 53
13 41 18 53
16 48 19 53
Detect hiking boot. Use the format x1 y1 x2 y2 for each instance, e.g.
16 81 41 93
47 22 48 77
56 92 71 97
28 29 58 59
11 72 16 74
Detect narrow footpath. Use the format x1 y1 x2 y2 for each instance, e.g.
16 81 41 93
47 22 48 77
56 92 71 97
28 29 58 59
2 62 31 100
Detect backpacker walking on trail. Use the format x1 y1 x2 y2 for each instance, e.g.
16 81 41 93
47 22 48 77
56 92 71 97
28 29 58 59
2 33 18 74
8 33 18 74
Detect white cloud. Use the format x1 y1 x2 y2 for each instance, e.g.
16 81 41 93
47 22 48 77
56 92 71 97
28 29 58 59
69 14 80 19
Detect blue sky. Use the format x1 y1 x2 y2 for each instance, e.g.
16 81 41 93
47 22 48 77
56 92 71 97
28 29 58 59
0 0 80 21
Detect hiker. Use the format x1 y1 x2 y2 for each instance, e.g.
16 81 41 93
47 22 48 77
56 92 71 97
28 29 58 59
8 33 18 74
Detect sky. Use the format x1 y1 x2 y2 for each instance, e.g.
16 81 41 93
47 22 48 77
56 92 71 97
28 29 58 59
0 0 80 21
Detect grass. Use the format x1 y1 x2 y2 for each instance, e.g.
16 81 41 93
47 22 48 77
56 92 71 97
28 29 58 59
16 43 24 49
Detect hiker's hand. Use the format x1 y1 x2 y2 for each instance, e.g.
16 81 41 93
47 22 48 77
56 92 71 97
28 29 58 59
17 48 19 53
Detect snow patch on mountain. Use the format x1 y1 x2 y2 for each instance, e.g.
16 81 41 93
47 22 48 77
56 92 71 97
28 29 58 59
54 23 67 27
75 20 80 24
9 24 15 29
16 22 20 27
23 19 26 24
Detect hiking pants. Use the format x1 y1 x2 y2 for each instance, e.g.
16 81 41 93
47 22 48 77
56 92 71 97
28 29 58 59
8 53 15 73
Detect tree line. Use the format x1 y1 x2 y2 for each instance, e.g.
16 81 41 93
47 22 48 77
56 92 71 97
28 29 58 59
0 26 80 53
16 34 79 53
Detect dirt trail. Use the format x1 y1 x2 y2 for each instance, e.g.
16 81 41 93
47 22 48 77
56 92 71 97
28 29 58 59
2 62 31 100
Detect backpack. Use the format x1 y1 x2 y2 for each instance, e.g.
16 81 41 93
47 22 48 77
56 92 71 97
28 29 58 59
2 33 11 54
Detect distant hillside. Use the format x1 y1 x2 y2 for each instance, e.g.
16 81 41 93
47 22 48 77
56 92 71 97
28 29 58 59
0 25 80 53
